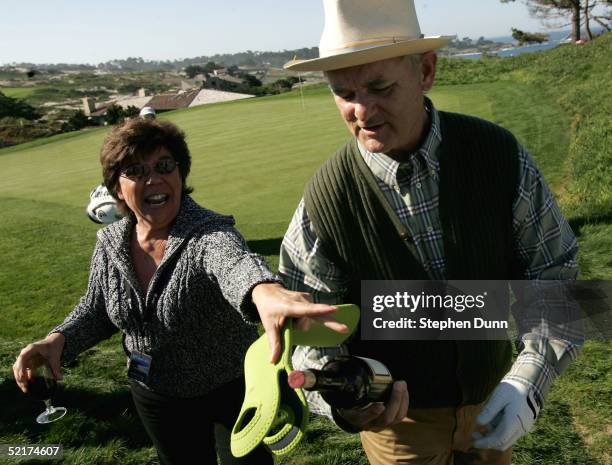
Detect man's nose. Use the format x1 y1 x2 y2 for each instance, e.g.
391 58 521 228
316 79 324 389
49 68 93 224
352 96 376 123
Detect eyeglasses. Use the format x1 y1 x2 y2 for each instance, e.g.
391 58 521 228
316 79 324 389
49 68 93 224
120 158 179 181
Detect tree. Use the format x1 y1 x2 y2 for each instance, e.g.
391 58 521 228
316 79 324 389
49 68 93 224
184 65 205 78
243 74 262 87
0 92 40 120
501 0 611 41
286 77 300 86
476 36 494 46
511 27 550 44
202 61 218 73
66 110 88 131
584 0 612 37
104 104 124 125
123 105 141 118
118 83 141 94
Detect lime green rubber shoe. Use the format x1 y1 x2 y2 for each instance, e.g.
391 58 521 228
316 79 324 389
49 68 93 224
231 304 360 457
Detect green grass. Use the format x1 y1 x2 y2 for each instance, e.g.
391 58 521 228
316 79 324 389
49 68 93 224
0 85 84 106
0 81 571 246
0 87 44 99
1 35 610 465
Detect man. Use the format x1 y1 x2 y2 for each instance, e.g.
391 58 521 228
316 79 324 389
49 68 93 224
279 1 581 464
139 106 156 120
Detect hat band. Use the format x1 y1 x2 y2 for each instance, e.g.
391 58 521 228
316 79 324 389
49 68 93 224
321 34 425 56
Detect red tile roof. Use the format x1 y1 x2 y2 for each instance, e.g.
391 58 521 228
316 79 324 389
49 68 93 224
145 89 200 111
89 105 110 117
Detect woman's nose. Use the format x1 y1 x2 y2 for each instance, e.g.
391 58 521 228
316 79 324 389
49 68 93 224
144 170 163 184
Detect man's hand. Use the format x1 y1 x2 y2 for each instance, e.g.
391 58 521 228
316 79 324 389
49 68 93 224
473 380 542 451
251 283 348 363
13 333 65 393
337 380 408 432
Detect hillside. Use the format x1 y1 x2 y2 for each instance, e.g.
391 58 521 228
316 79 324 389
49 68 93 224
438 32 611 219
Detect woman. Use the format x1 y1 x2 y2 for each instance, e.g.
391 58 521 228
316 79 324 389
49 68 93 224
13 118 346 464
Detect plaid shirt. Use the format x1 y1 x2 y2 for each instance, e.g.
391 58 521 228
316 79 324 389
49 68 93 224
279 99 581 422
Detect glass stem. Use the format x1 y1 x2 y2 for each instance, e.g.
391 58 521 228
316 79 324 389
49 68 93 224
44 399 53 412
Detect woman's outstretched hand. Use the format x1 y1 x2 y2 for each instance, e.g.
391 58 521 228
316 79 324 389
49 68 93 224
251 283 348 363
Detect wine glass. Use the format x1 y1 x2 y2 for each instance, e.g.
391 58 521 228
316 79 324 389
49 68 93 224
27 363 67 424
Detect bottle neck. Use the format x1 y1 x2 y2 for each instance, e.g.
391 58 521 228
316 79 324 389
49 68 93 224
302 369 349 391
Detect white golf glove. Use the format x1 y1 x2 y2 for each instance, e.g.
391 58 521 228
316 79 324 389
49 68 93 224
472 380 543 451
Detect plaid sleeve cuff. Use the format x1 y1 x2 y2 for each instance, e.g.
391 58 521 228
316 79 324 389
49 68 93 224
503 350 557 401
503 330 582 401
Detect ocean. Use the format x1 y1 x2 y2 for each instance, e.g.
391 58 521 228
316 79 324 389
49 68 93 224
455 28 604 60
456 42 561 60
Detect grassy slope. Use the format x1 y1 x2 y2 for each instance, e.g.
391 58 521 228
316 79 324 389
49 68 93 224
1 87 43 99
0 35 610 465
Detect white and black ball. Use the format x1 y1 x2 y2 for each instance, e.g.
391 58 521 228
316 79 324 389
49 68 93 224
86 184 121 224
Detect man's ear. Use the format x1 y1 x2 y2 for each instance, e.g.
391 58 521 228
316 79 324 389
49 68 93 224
115 183 124 200
421 51 437 93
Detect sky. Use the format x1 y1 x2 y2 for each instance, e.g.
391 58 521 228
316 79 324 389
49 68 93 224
1 0 562 65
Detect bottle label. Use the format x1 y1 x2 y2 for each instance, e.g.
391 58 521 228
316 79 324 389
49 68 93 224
355 356 391 376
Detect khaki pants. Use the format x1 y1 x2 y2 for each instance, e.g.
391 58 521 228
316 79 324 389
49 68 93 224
360 404 512 465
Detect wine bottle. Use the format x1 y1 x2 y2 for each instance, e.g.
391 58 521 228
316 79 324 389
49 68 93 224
288 355 393 409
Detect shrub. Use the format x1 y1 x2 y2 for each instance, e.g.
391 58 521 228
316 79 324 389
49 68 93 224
104 104 124 125
0 93 40 120
0 117 57 145
66 110 89 131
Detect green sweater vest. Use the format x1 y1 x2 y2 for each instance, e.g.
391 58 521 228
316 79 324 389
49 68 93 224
304 111 524 407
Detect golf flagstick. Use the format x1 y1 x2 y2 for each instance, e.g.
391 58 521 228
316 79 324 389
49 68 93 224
298 73 305 110
292 55 305 110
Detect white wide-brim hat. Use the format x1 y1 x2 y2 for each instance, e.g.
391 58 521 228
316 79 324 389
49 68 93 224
285 0 453 72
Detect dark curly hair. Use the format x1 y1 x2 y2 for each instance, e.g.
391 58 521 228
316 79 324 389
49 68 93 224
100 118 193 215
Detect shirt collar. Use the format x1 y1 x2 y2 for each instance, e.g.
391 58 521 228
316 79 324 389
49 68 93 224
357 96 442 186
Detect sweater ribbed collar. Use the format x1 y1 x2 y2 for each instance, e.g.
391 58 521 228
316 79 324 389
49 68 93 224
96 195 234 292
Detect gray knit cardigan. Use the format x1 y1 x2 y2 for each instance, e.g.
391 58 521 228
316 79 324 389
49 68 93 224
51 195 280 397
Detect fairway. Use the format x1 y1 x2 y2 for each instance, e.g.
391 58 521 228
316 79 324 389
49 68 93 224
1 87 39 99
1 82 572 341
1 86 57 101
0 79 608 465
0 81 569 241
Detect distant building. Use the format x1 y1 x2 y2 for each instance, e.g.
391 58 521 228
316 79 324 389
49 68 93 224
145 89 200 112
180 75 206 90
115 96 153 110
82 86 254 122
188 89 254 107
82 94 152 123
82 97 96 116
203 74 244 91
